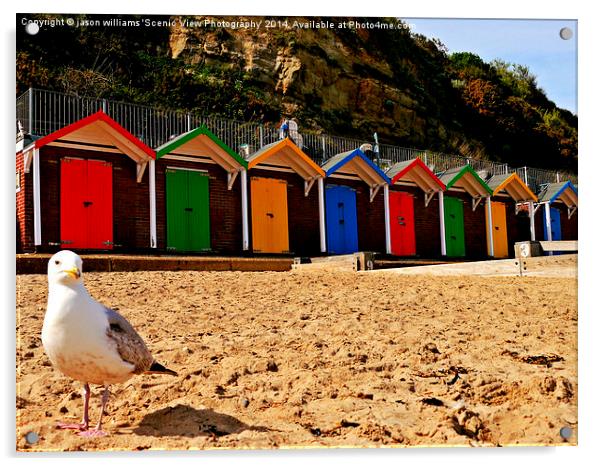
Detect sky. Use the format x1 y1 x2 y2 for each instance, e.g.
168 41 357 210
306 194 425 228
404 18 578 114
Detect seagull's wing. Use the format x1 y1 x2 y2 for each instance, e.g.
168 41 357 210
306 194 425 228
103 306 154 374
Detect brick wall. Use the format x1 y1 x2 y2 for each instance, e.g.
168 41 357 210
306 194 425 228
155 159 243 254
16 152 34 252
444 190 489 259
249 168 321 256
390 184 442 258
496 197 532 257
35 146 151 252
325 177 386 253
534 203 578 241
561 208 578 240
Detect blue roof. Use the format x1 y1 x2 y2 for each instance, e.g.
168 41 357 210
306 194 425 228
538 180 578 203
321 148 390 184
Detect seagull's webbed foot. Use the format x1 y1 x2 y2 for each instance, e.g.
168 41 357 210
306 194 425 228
56 383 91 432
56 422 88 431
76 385 111 437
77 428 108 438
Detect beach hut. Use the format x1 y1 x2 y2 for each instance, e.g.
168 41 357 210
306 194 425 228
385 158 446 257
485 172 539 257
154 126 248 253
16 111 155 253
535 181 578 241
320 149 390 254
245 138 325 255
438 165 493 258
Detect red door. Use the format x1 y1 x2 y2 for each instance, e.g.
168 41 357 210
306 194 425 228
86 160 113 249
60 158 88 249
60 158 113 249
389 191 416 256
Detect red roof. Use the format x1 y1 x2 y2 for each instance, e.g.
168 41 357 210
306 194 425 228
388 158 446 191
35 110 155 161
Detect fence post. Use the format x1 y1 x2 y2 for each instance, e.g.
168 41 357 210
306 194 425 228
321 135 326 162
187 113 192 132
102 99 107 113
556 172 560 183
259 124 264 148
424 151 428 167
28 87 34 135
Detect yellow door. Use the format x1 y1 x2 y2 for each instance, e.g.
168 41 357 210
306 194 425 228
486 201 509 258
251 177 289 253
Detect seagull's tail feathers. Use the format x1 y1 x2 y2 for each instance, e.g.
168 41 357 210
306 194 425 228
145 361 178 377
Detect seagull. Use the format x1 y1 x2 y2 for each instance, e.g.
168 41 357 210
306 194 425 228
41 250 177 437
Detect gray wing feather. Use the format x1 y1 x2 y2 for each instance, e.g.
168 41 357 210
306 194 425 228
104 307 154 374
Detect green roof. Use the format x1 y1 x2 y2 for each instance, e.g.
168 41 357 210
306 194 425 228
155 125 247 169
438 165 493 197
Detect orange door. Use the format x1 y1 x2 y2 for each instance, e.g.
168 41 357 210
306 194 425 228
251 177 289 253
486 201 508 258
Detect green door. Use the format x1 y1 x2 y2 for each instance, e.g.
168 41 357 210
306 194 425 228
444 196 465 257
166 168 211 252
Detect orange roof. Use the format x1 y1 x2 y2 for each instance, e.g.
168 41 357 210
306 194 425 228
246 138 325 180
488 173 537 202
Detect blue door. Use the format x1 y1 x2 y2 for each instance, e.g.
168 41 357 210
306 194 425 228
543 206 562 240
325 185 359 254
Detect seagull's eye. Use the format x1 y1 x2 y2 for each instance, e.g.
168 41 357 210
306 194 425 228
54 260 60 265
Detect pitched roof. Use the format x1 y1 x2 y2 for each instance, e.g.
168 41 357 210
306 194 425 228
438 165 493 197
34 110 155 163
487 173 537 202
246 138 325 180
155 125 246 171
537 181 578 207
386 158 445 192
321 148 389 186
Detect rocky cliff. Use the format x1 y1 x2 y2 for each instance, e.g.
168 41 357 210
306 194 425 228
166 16 457 149
16 14 577 170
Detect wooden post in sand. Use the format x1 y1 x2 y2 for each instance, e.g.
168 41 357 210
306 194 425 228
318 177 326 253
33 148 42 246
544 202 553 241
486 195 494 257
241 170 249 251
384 184 391 254
148 159 157 248
528 200 536 241
438 191 446 256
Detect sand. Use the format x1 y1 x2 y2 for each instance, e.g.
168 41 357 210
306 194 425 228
16 266 578 451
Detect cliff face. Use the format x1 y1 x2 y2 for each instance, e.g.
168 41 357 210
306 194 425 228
16 14 577 170
165 17 448 149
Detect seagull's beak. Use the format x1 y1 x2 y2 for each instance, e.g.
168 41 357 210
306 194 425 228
63 267 81 280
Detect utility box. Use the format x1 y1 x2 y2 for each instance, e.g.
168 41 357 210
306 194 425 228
514 241 543 258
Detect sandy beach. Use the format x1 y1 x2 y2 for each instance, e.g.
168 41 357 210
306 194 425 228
16 263 577 451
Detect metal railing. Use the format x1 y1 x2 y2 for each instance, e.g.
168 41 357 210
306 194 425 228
16 88 576 192
517 166 578 192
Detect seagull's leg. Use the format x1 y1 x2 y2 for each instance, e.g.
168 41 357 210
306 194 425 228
78 385 110 437
96 385 110 430
56 383 90 431
81 383 91 429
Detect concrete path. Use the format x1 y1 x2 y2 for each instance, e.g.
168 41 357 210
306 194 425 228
369 254 577 278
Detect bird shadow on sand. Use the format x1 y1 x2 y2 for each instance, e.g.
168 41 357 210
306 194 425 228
132 404 272 438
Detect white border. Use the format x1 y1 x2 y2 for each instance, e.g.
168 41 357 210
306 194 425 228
5 2 601 466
